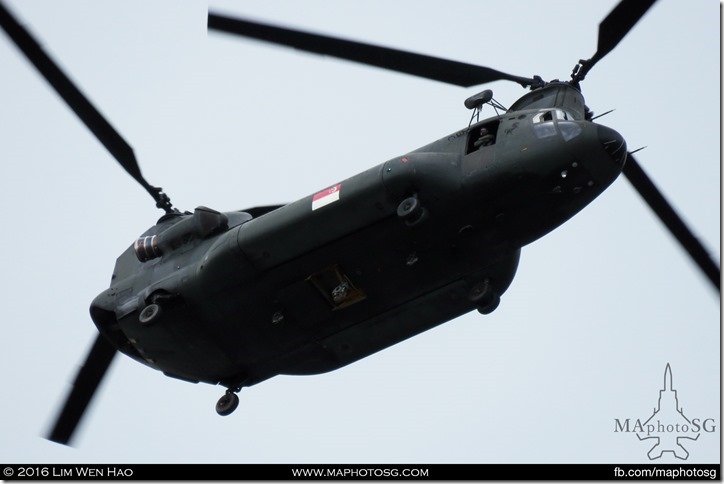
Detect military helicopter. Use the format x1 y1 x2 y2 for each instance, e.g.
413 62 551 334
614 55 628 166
0 0 718 449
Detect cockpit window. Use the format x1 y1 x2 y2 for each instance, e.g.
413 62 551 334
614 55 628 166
533 120 557 138
532 110 557 139
532 109 582 141
555 109 573 121
532 109 573 124
533 110 552 124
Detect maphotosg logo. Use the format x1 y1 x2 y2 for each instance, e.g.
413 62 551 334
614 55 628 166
614 364 717 460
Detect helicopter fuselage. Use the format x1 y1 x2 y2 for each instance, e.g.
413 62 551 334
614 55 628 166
90 83 627 391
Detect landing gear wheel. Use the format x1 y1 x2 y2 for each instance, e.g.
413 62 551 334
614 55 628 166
477 295 500 315
468 280 500 315
216 391 239 416
397 196 427 227
139 303 162 326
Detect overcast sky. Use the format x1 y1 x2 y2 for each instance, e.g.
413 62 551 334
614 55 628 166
0 0 719 465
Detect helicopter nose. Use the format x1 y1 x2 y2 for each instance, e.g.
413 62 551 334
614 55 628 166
597 125 627 165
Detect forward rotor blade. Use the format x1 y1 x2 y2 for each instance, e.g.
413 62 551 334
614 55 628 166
208 13 537 88
48 334 117 445
623 155 720 291
0 2 173 212
573 0 657 82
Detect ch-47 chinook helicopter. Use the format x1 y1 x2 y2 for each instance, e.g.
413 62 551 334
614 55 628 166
0 0 719 447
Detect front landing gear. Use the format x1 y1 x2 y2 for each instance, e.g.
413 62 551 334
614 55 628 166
216 389 240 416
397 196 428 227
138 303 162 326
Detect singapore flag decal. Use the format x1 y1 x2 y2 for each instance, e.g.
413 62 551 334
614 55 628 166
312 184 341 211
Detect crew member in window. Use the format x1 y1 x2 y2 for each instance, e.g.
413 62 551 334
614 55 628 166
474 127 495 149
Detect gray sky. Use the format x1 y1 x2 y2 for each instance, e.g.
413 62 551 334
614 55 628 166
0 0 719 464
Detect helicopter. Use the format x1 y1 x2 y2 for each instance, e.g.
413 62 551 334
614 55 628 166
0 0 719 452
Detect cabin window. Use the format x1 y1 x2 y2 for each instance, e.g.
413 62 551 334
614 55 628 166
466 120 500 154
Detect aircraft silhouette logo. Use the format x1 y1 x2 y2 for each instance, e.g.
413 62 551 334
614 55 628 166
635 364 700 459
615 364 717 460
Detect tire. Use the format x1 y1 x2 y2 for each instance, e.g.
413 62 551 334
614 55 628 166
216 392 239 416
469 280 500 315
477 295 501 315
139 304 162 326
397 197 428 227
397 197 420 219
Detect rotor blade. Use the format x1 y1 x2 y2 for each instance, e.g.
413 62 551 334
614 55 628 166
0 2 173 212
48 334 117 445
208 12 538 88
623 154 720 291
597 0 657 60
573 0 657 82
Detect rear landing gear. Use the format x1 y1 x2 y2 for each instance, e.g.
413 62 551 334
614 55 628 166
468 279 500 315
477 295 500 315
216 389 240 416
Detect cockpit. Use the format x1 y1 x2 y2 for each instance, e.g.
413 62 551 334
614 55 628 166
531 108 583 142
508 82 588 120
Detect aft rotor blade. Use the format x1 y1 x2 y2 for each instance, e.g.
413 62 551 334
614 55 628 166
48 334 117 445
208 13 538 88
573 0 657 83
623 155 720 291
0 2 173 212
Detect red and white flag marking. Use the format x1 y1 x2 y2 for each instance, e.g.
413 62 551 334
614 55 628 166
312 184 341 211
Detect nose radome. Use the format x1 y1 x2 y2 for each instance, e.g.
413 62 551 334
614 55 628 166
597 125 627 165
